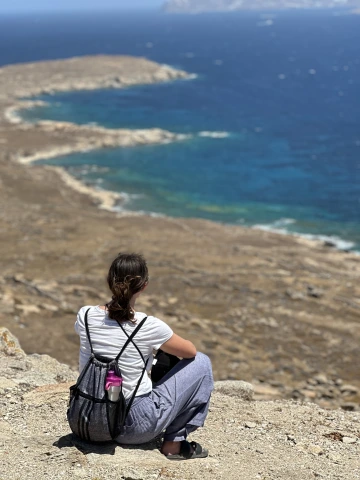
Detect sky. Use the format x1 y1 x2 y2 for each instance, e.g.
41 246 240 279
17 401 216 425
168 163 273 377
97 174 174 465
0 0 164 12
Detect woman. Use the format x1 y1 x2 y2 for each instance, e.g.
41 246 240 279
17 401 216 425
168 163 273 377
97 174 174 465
75 252 214 460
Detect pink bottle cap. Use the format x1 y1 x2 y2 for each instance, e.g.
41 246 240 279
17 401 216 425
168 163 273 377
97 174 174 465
105 370 122 390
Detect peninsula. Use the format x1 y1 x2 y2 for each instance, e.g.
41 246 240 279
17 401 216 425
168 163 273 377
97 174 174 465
0 56 191 208
0 56 359 414
163 0 360 13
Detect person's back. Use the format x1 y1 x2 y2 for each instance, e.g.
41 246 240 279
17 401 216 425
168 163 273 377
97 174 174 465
75 306 172 399
72 252 214 459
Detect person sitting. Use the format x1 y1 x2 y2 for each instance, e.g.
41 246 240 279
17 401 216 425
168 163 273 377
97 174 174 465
74 252 214 459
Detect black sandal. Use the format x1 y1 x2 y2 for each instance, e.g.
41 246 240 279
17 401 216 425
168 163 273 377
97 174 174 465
165 440 208 460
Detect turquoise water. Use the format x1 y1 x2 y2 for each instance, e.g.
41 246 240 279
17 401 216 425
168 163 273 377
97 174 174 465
6 10 359 250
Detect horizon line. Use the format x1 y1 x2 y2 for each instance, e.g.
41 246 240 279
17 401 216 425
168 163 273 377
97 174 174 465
0 7 163 14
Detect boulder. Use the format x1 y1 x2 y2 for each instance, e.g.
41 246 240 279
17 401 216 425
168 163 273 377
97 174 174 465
214 380 254 400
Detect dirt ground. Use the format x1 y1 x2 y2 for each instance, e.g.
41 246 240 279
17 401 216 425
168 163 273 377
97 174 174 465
1 329 360 480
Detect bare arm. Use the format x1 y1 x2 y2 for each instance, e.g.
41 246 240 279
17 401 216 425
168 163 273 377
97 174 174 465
160 333 197 359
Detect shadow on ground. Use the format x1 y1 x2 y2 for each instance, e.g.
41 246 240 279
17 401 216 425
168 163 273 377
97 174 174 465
54 433 161 455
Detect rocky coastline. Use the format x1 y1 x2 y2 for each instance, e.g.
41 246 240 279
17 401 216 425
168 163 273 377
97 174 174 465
0 55 359 414
163 0 360 13
0 56 193 210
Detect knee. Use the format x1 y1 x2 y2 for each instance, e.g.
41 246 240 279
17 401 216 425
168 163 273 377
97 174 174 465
195 352 213 373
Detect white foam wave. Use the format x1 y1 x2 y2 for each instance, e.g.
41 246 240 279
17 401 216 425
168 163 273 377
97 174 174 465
257 19 274 27
112 205 166 218
108 191 166 217
268 218 296 228
296 233 355 251
120 192 145 202
185 73 198 80
4 100 49 124
252 219 355 251
68 165 110 175
198 131 230 139
148 211 167 218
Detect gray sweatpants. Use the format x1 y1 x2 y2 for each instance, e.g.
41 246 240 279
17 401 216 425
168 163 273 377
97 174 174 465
116 352 214 444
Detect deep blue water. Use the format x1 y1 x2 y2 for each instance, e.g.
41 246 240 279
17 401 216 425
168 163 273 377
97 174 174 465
1 10 359 249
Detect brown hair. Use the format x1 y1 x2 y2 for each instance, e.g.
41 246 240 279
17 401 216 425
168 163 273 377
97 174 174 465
106 253 149 323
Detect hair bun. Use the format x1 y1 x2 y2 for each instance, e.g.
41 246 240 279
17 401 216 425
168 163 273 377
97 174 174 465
106 253 148 323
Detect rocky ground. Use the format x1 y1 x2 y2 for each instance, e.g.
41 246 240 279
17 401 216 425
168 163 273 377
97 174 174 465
1 328 360 480
0 56 359 414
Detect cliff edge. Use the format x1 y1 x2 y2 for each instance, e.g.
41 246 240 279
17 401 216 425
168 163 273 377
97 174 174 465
1 328 359 480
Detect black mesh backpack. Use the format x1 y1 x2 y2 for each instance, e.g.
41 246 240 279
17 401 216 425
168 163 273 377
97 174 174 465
67 308 148 443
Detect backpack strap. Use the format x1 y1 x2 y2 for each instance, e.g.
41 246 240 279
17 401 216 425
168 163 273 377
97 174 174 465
125 356 149 417
115 316 149 418
84 308 94 355
84 308 147 360
115 316 148 363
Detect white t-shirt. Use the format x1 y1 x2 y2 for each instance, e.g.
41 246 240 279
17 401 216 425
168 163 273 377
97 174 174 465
75 305 173 400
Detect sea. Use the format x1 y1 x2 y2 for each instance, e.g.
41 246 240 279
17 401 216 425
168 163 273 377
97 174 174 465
1 9 359 250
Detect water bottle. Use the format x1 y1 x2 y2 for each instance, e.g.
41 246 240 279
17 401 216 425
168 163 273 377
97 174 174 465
105 370 123 401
